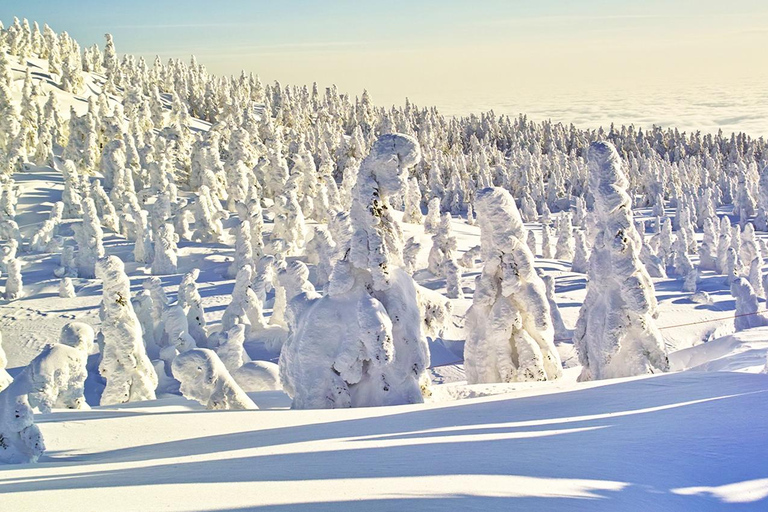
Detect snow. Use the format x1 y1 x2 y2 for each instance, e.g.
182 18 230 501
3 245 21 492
0 29 766 511
0 371 765 510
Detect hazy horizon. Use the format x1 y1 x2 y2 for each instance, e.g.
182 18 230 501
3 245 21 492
5 0 768 136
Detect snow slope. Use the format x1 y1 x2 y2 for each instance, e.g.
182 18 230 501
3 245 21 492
1 372 767 511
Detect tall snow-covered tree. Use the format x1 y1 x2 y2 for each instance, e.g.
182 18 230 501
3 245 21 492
96 256 158 405
573 142 668 381
464 187 562 383
280 133 430 409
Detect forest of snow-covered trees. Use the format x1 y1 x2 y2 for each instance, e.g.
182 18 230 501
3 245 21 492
1 16 768 471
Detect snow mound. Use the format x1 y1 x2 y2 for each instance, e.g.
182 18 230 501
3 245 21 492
670 327 768 373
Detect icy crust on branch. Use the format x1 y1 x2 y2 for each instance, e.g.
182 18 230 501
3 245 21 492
96 256 158 405
280 134 430 409
464 187 562 384
172 349 256 410
573 142 668 381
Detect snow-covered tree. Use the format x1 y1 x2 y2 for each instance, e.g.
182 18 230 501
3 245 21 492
4 257 22 300
280 133 430 409
178 269 208 347
151 223 178 275
172 348 257 410
731 277 768 331
464 187 562 383
573 142 668 381
0 367 46 463
96 256 158 405
73 198 105 279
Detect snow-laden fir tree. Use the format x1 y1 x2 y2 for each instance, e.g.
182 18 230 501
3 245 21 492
571 230 590 273
96 256 158 405
0 364 46 463
73 198 105 279
573 142 668 381
403 176 424 224
177 269 208 347
228 219 253 279
541 224 554 258
731 277 768 331
172 348 257 410
424 196 441 234
280 133 430 409
554 213 574 260
151 223 178 275
464 187 562 383
4 256 22 300
0 332 11 392
25 342 89 414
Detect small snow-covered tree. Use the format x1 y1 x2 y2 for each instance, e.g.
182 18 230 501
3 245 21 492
0 332 11 392
554 213 574 260
228 219 253 279
0 367 46 463
731 277 768 331
464 187 562 383
151 223 178 275
25 343 89 413
4 257 22 300
573 142 668 381
178 269 208 347
96 256 158 405
402 177 423 224
172 348 257 410
73 198 105 279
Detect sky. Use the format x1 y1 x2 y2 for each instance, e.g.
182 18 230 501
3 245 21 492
4 1 768 135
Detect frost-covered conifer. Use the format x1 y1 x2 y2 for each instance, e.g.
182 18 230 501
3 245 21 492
96 256 158 405
58 277 76 298
178 269 208 346
280 133 430 409
427 213 457 277
222 264 266 334
228 219 253 279
716 216 732 274
526 229 537 256
573 142 668 381
305 227 336 288
403 177 424 224
424 197 441 234
554 213 574 260
464 187 562 383
172 348 257 410
151 223 178 275
25 343 89 413
4 257 22 300
542 274 569 342
403 236 421 275
0 333 11 392
73 198 105 279
215 324 250 375
541 224 554 259
571 230 590 273
731 277 768 331
0 366 46 463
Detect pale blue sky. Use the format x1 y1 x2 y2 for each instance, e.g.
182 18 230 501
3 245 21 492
4 1 768 132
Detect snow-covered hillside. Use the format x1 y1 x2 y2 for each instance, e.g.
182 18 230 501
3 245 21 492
0 18 767 511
